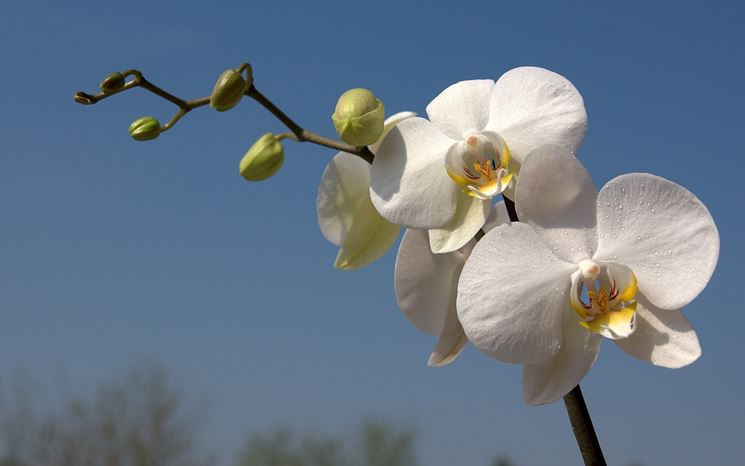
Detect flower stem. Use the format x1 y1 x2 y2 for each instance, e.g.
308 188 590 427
247 87 374 164
503 197 606 466
74 66 374 164
563 385 607 466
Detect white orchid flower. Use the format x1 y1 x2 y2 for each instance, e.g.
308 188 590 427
370 67 587 254
457 146 719 405
395 202 511 366
317 112 416 269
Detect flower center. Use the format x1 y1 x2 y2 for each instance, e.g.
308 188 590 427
444 131 515 200
570 260 638 340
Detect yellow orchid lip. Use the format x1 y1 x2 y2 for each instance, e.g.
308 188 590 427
570 261 638 340
445 131 515 200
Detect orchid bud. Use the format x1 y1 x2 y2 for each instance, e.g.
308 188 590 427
210 68 249 112
239 133 284 181
74 92 95 105
128 116 160 141
332 88 384 146
99 72 125 94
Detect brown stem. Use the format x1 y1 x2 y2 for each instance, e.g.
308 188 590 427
74 66 374 164
563 385 607 466
246 87 374 164
73 69 211 133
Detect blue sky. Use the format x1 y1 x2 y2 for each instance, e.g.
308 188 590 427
1 0 744 464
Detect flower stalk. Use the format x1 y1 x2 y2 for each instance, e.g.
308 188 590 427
564 385 607 466
74 65 374 163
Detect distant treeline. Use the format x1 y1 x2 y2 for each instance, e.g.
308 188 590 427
0 362 522 466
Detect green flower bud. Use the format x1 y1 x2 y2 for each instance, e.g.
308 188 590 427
331 88 385 146
210 68 249 112
239 133 284 181
99 72 125 94
128 116 161 141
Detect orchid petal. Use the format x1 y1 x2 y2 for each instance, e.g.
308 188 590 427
395 229 466 336
317 152 371 246
428 194 490 254
594 173 719 310
516 145 598 263
369 111 417 155
487 67 587 164
428 328 468 367
428 306 469 367
425 79 495 141
334 194 400 270
370 118 459 228
615 295 701 368
523 307 600 405
457 222 575 364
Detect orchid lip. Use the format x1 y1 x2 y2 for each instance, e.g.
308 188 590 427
445 131 514 200
570 261 638 340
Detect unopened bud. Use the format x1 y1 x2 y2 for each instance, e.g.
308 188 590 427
239 133 284 181
128 116 161 141
74 92 95 105
99 72 125 94
332 88 384 146
210 68 251 112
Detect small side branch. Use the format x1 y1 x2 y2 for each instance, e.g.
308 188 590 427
74 66 374 164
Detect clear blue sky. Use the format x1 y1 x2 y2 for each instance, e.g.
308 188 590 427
1 0 743 464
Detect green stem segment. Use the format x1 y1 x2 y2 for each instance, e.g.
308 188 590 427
503 197 606 466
